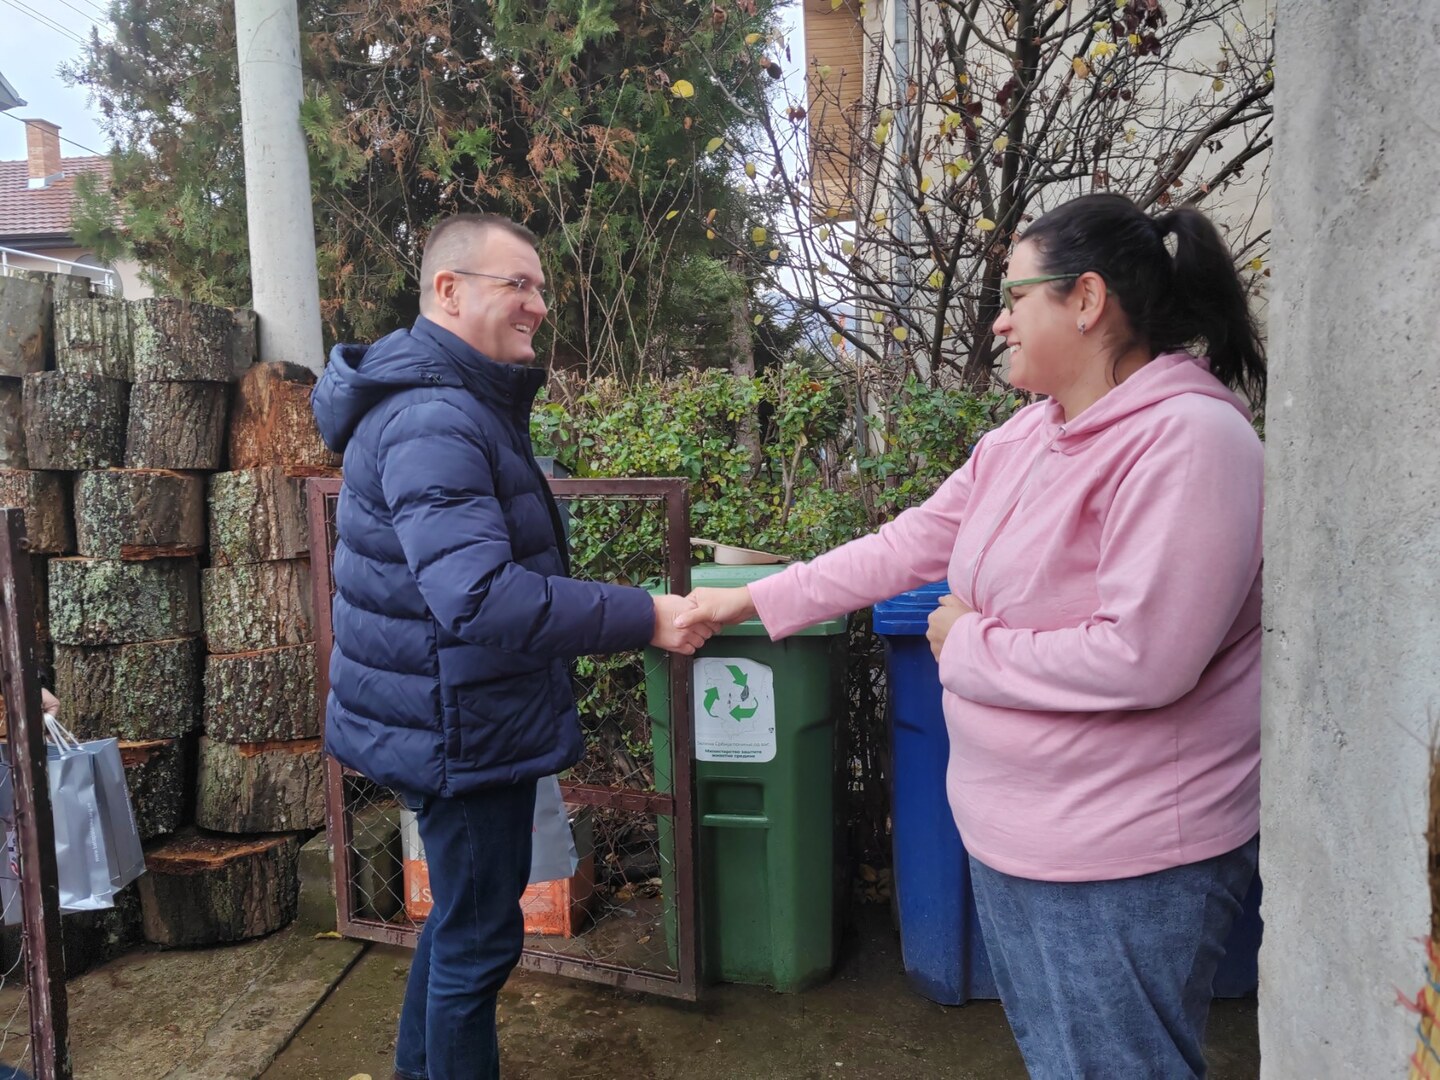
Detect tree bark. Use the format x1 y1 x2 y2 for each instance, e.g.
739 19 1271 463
130 298 253 383
0 275 53 376
124 382 229 470
194 736 324 833
201 559 313 653
0 469 72 554
120 737 189 840
53 297 133 379
48 557 201 646
0 378 26 468
203 644 317 742
226 362 340 474
138 829 300 947
22 372 129 470
207 467 309 566
73 468 205 559
31 554 49 646
55 637 200 740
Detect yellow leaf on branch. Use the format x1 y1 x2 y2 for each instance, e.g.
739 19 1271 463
1072 56 1090 78
751 226 768 245
753 313 765 324
920 176 932 193
705 136 725 153
665 210 680 219
840 239 856 255
993 135 1010 152
927 270 944 289
671 79 696 98
892 326 909 342
745 32 762 44
977 217 997 232
745 161 757 178
817 226 831 242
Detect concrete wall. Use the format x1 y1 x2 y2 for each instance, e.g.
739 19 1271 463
1259 3 1440 1076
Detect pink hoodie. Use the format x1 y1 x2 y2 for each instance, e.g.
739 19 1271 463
749 353 1262 882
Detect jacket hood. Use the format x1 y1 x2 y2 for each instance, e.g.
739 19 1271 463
1044 351 1250 450
312 316 546 453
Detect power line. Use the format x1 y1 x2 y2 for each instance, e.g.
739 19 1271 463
1 111 108 158
0 0 87 46
52 0 104 31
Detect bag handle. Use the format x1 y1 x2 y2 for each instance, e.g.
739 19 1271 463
43 714 82 752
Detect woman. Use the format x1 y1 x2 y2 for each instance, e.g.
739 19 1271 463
678 193 1265 1078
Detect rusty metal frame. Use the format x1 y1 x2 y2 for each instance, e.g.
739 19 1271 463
0 507 72 1080
308 476 701 1000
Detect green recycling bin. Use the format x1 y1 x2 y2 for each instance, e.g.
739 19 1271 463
646 564 848 992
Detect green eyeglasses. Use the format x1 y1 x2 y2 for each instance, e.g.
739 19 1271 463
1000 273 1081 312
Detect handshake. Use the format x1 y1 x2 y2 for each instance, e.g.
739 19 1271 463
648 586 759 655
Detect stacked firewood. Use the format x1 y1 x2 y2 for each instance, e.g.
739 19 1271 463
0 272 339 954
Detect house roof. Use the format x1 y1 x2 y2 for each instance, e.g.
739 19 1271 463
0 71 24 112
0 155 110 245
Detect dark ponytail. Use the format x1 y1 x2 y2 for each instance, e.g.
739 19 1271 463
1023 194 1266 406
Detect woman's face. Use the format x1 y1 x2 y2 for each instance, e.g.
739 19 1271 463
992 241 1086 398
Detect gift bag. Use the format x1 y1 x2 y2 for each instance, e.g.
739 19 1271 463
529 775 579 885
41 717 123 913
53 719 146 898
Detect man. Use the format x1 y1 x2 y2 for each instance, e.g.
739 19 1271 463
312 213 711 1080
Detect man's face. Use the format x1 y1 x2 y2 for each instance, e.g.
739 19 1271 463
440 229 548 365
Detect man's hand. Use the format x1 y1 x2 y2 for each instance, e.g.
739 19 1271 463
651 594 717 655
676 586 757 631
41 687 59 717
927 594 974 661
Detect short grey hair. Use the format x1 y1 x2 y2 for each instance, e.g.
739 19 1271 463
418 213 539 311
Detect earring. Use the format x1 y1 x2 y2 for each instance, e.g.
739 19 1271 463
1077 321 1088 335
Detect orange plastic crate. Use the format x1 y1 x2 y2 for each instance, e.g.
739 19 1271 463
400 808 594 937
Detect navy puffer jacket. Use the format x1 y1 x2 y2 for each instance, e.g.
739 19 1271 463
311 317 655 796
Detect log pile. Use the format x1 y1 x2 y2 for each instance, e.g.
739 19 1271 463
0 276 336 953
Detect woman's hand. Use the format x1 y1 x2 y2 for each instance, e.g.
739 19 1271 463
927 594 974 661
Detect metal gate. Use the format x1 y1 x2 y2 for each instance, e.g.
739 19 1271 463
308 477 700 1000
0 508 71 1079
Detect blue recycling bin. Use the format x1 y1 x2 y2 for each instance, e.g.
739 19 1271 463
873 582 997 1005
873 582 1263 1004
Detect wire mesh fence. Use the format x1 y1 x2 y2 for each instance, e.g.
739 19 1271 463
309 478 699 999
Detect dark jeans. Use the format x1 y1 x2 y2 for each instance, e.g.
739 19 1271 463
969 835 1259 1080
394 780 537 1080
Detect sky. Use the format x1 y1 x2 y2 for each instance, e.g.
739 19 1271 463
0 0 110 162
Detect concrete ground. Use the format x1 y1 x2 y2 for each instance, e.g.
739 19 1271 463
0 924 363 1079
265 907 1261 1080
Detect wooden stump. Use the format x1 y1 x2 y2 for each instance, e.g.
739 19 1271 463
204 644 317 742
124 382 228 470
195 736 324 833
0 378 26 468
120 738 189 840
208 467 309 566
138 829 300 947
201 559 313 653
55 638 199 740
227 362 340 474
21 372 129 470
0 274 52 376
73 469 204 559
49 557 201 645
0 469 72 554
54 297 133 379
130 298 253 383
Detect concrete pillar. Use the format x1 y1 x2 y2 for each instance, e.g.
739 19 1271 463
1260 3 1440 1076
234 0 324 373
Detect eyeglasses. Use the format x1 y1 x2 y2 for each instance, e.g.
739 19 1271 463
1000 273 1081 312
449 269 549 303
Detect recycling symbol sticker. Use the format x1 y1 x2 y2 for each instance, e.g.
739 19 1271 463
692 657 777 763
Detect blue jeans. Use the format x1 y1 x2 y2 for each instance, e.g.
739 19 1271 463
969 835 1259 1080
394 781 537 1080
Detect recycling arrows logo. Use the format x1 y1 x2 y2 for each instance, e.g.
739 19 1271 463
703 664 759 722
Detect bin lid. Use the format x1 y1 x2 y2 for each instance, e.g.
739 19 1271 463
652 564 847 637
871 581 951 636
